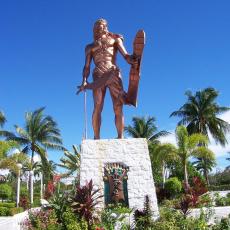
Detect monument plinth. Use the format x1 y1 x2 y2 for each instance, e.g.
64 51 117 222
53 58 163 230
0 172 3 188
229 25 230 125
80 138 159 218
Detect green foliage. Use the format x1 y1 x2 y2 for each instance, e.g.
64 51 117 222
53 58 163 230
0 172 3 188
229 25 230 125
214 195 230 206
62 208 88 230
150 207 213 230
99 203 132 229
124 116 169 144
170 87 230 146
197 194 213 208
0 202 15 208
133 195 154 229
0 183 12 200
212 216 230 230
9 207 24 215
49 189 68 223
58 145 80 178
165 177 182 198
0 207 11 216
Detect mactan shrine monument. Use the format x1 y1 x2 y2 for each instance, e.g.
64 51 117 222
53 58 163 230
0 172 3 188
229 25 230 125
77 19 159 218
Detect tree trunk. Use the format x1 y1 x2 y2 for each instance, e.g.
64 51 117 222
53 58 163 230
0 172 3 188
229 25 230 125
162 161 165 189
184 161 189 190
204 168 210 186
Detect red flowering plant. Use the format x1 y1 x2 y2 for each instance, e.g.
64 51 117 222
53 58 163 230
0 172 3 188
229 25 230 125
19 195 29 210
70 179 103 227
44 180 55 199
178 177 208 218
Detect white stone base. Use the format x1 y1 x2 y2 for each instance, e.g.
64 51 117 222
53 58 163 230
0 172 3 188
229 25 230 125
80 138 159 218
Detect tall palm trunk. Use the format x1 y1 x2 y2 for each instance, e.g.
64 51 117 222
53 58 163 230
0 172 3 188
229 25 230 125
183 160 189 190
204 165 210 186
29 147 34 205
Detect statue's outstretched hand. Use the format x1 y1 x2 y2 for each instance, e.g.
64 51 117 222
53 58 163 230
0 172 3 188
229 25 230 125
76 81 88 95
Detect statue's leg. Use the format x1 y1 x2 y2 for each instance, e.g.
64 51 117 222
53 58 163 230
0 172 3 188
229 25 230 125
109 72 124 139
92 86 106 139
113 103 124 139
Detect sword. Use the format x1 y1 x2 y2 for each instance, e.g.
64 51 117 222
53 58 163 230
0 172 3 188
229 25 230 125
83 89 87 139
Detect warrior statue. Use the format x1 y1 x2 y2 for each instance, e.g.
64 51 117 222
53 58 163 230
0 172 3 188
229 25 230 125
78 19 145 139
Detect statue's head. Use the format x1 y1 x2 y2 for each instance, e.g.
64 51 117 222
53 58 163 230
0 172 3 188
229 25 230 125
93 18 108 40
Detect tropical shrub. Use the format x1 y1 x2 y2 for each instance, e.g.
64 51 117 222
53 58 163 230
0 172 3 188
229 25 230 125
0 207 10 216
62 208 88 230
99 203 132 229
9 207 24 215
22 209 61 230
197 193 213 208
212 215 230 230
164 177 182 198
0 183 12 201
70 179 103 227
19 195 29 210
133 195 154 229
48 189 68 223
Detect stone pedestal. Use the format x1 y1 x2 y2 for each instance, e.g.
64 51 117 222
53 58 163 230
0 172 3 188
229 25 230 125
80 138 159 218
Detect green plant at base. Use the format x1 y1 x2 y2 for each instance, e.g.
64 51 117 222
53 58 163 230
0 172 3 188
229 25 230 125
133 195 154 229
164 177 182 198
48 188 68 223
62 208 88 230
99 203 132 229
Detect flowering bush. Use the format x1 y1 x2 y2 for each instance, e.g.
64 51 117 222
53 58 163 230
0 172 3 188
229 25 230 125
22 209 61 230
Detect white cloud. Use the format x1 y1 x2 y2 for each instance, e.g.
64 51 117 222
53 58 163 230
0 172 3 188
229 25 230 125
159 111 230 158
33 154 41 163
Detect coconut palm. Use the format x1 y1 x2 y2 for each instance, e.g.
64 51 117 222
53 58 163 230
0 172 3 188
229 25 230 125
0 111 6 127
6 107 65 165
58 145 80 178
124 116 169 144
5 107 65 203
170 88 230 146
193 153 216 185
175 125 213 188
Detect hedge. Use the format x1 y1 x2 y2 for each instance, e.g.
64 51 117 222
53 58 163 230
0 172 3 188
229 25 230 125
208 184 230 191
0 202 16 208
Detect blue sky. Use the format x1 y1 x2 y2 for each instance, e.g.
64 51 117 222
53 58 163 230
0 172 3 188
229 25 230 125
0 0 230 169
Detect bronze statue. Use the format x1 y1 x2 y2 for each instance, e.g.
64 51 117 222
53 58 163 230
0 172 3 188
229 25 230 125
78 19 145 139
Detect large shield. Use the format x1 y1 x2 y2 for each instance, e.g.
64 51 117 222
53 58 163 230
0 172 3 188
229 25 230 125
126 30 145 107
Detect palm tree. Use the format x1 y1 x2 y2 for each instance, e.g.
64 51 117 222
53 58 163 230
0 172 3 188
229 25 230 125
124 116 169 144
6 107 64 165
6 107 65 203
58 145 80 178
175 125 213 189
193 154 216 185
150 143 178 187
0 111 6 127
170 88 230 146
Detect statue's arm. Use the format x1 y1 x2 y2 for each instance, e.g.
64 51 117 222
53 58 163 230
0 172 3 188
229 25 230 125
77 44 93 94
116 37 137 65
82 44 93 85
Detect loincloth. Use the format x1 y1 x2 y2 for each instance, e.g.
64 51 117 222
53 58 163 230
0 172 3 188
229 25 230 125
93 65 128 105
